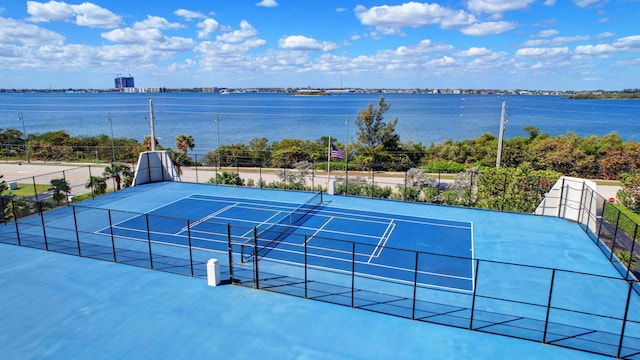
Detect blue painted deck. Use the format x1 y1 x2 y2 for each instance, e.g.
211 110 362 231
0 181 631 359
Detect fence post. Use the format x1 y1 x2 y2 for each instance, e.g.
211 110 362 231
253 227 259 289
187 219 194 277
31 176 38 205
227 223 234 284
11 198 21 246
40 208 49 251
72 206 81 256
543 269 556 343
404 170 408 202
194 154 199 184
610 210 622 261
617 281 635 358
626 225 638 280
108 209 116 262
412 252 419 320
469 259 480 330
557 178 566 218
351 242 355 307
88 165 95 199
145 214 153 269
501 173 508 212
304 235 308 299
62 170 70 206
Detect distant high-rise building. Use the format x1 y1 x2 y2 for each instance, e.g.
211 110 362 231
114 76 135 91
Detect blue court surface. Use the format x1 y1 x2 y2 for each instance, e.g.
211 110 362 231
0 181 634 359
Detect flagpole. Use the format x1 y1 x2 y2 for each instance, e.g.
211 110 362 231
327 136 331 183
345 117 349 189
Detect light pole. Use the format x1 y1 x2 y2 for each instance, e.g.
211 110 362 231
18 112 29 163
107 113 116 163
215 115 221 171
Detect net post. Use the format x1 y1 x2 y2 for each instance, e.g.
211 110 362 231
253 227 260 289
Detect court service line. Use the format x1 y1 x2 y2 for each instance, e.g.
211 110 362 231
181 203 238 232
305 217 334 245
367 220 395 263
242 211 284 239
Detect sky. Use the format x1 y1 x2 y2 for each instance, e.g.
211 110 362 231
1 0 639 91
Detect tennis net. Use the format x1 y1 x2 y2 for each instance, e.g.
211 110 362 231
255 192 323 258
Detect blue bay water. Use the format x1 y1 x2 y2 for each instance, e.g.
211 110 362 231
0 92 637 154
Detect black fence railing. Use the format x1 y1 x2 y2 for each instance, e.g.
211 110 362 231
1 192 640 358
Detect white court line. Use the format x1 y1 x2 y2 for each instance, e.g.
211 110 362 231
241 211 284 239
305 216 334 244
180 203 237 232
367 220 395 263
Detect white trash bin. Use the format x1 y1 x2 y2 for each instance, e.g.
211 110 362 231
207 258 220 286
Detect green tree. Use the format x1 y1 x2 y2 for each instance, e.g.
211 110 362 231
0 175 6 195
618 173 640 212
354 96 400 167
103 163 132 191
175 134 195 155
142 135 160 151
86 176 107 196
49 178 70 204
209 171 244 186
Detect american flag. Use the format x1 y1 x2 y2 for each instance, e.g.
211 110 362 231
331 143 344 159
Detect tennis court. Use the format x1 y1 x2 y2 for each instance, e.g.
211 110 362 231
2 181 639 358
95 192 474 291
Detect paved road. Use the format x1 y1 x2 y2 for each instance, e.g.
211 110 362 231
0 161 620 200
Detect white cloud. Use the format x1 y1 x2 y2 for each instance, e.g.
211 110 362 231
102 28 165 44
515 47 569 58
461 21 517 35
26 1 122 28
174 9 205 21
573 0 606 7
256 0 279 7
456 47 492 57
0 17 65 46
197 18 227 39
134 15 183 30
535 29 559 38
26 1 74 22
354 3 476 30
101 27 194 52
467 0 535 14
279 35 339 52
71 2 122 28
216 20 260 43
575 35 640 55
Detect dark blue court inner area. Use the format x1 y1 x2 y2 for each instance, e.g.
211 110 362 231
99 193 474 291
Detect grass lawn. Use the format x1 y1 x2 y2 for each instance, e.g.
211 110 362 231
3 183 50 197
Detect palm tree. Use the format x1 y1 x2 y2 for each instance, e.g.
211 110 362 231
86 176 107 196
142 135 160 151
49 178 70 204
103 163 132 191
175 134 195 155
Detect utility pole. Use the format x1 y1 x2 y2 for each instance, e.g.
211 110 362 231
496 101 507 168
149 99 156 151
18 112 30 163
108 113 116 163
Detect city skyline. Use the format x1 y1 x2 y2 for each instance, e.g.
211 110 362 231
1 1 639 90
